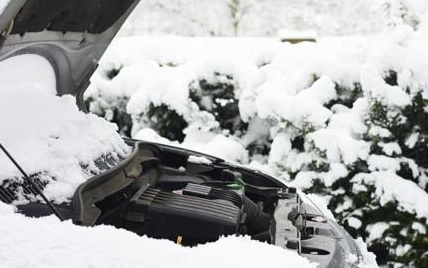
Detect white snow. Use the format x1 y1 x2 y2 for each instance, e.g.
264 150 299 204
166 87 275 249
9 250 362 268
352 171 428 220
354 238 380 268
347 217 363 230
346 238 379 268
278 29 318 41
0 55 130 203
305 193 336 221
268 132 292 165
405 132 419 148
0 54 56 96
182 129 248 163
0 202 317 268
366 222 390 243
134 128 174 144
0 0 9 14
134 126 248 163
367 155 401 172
396 244 412 257
378 142 401 156
411 222 426 234
188 155 213 165
368 126 392 138
122 0 386 37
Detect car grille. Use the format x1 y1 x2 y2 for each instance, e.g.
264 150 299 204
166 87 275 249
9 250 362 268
0 177 46 204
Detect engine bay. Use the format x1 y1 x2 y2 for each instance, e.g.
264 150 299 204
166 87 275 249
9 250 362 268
75 141 277 246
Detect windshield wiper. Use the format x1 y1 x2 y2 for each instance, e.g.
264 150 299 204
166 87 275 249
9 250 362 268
0 142 64 221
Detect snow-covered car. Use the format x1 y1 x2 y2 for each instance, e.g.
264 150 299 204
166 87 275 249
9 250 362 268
0 1 367 267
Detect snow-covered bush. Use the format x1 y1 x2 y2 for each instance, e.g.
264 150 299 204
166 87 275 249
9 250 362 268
86 6 428 265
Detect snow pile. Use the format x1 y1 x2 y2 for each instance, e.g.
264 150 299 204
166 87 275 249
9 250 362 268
0 202 317 268
0 55 130 203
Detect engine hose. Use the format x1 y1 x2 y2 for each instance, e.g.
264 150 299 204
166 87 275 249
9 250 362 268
242 196 271 235
251 230 271 243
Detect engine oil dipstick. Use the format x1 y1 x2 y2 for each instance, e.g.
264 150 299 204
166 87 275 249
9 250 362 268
176 235 183 245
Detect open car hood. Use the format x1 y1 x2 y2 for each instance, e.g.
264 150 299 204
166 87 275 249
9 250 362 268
0 0 140 110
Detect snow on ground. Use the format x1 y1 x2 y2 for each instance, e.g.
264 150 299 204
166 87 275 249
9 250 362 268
0 55 130 203
0 202 317 268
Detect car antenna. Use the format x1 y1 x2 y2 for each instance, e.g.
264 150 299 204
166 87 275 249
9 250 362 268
0 142 64 221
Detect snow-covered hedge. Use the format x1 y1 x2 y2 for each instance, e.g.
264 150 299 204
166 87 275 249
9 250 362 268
86 8 428 267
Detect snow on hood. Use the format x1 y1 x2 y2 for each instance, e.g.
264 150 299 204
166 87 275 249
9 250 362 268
0 0 9 14
0 54 130 203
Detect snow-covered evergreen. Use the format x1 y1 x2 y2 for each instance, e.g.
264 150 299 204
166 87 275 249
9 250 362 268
83 1 428 266
86 4 428 267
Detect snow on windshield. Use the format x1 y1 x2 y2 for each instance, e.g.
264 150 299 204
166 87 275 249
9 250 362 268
0 54 130 203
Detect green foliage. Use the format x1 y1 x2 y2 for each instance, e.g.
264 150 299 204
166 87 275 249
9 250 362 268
106 66 122 80
189 72 248 136
369 100 401 130
340 82 363 107
327 82 363 109
294 69 428 266
86 96 132 137
145 104 188 142
246 140 271 156
383 70 398 86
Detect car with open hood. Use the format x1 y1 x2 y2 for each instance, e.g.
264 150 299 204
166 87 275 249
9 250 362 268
0 1 365 267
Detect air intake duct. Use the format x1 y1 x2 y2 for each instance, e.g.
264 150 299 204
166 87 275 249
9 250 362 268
182 183 271 236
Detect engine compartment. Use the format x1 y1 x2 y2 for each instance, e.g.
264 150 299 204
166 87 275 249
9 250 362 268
85 142 276 245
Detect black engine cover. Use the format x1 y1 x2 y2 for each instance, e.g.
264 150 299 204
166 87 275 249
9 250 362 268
123 186 241 245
